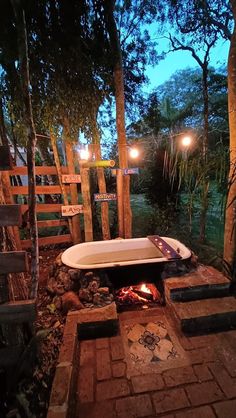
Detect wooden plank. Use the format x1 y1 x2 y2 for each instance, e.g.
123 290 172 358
65 141 82 244
0 145 13 170
21 204 62 213
147 235 182 260
0 251 28 274
10 166 69 175
61 174 81 183
21 234 72 249
80 167 93 242
0 300 36 323
37 219 68 228
11 185 70 195
61 205 83 216
0 204 22 226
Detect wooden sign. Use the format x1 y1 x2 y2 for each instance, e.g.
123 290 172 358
94 193 117 202
111 168 139 176
61 174 81 184
123 167 139 175
0 145 13 170
80 160 115 168
61 205 83 216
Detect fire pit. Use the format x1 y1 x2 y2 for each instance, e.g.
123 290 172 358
116 283 164 310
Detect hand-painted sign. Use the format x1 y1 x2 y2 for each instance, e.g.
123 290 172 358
94 193 117 202
61 174 81 184
61 205 83 216
123 167 139 175
111 168 139 176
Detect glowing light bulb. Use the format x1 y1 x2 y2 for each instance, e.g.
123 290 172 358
80 149 90 160
129 147 139 159
182 136 192 147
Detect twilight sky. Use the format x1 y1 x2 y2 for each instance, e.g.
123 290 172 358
145 37 230 91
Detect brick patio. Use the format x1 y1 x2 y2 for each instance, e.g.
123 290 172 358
73 310 236 418
47 264 236 418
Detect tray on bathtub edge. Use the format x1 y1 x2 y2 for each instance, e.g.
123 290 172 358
147 235 182 260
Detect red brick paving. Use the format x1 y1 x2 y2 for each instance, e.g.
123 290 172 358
96 348 112 381
116 394 153 417
213 399 236 418
163 366 197 387
175 405 215 418
152 388 190 413
74 320 236 418
112 362 126 378
193 364 213 382
131 373 164 393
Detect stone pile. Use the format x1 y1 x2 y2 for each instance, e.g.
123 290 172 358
46 253 114 313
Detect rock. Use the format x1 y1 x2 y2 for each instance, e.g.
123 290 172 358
84 272 94 280
55 252 63 267
53 295 62 310
57 270 73 292
48 264 55 277
46 277 57 295
88 280 99 293
79 288 93 302
93 293 103 305
68 269 80 281
97 287 109 295
61 291 84 314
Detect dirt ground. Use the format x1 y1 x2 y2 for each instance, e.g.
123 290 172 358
2 248 66 418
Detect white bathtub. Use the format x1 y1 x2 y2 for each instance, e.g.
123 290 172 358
61 237 191 270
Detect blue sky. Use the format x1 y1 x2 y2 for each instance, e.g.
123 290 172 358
145 38 230 91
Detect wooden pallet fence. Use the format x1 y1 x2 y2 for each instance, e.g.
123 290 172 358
9 166 73 248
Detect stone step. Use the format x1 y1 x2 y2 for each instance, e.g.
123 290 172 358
172 296 236 334
164 265 230 302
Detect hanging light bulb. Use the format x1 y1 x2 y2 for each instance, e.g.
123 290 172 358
129 147 139 159
182 136 192 147
80 148 90 160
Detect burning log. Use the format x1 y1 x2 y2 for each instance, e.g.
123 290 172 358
132 288 153 301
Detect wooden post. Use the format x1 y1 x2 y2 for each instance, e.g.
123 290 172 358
94 143 111 240
50 132 73 239
80 166 93 241
65 142 81 244
116 169 124 237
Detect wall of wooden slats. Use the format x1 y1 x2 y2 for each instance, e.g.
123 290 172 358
10 166 73 248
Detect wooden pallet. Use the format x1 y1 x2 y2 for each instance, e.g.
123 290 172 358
0 204 36 366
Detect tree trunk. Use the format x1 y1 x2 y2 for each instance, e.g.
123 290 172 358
224 0 236 279
199 63 209 242
11 0 39 299
104 0 132 238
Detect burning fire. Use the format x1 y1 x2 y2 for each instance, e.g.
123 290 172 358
140 284 151 294
116 283 161 306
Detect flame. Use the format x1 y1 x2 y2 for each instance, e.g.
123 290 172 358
140 283 151 294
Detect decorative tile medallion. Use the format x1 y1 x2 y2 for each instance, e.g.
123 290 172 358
120 312 190 377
